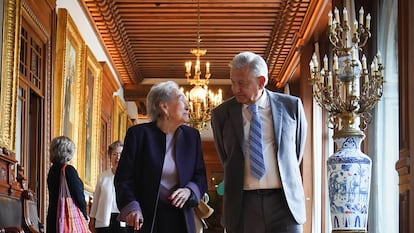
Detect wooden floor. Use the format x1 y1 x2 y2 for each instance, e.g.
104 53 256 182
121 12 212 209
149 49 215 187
205 228 223 233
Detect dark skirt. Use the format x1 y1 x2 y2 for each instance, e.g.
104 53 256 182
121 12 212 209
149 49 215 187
96 213 130 233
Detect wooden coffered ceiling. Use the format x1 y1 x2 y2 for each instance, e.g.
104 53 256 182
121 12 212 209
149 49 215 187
80 0 329 114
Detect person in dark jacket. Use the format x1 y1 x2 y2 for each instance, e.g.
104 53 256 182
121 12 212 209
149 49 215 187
46 136 88 233
114 81 208 233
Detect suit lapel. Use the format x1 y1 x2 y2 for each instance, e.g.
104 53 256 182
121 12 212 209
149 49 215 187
267 90 282 152
228 99 244 150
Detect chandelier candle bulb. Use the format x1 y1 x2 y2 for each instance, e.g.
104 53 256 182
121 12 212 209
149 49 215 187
323 55 329 71
328 11 333 26
327 72 332 89
359 7 364 25
333 54 339 70
334 7 340 24
351 47 356 60
353 21 358 34
186 61 192 74
343 8 348 23
309 61 314 79
366 14 371 30
362 55 367 70
312 53 319 68
196 60 200 73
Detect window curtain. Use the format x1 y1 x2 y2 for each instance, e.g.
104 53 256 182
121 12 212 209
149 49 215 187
366 0 399 232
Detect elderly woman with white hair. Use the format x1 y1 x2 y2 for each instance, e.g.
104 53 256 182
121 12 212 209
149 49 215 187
115 81 208 233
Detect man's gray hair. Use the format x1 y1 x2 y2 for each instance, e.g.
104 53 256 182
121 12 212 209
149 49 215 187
147 81 180 122
229 51 269 86
49 136 76 164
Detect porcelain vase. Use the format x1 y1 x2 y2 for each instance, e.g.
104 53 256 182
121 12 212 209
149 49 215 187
327 135 371 232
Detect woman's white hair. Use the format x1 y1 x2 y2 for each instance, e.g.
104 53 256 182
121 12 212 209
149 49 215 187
146 81 180 121
49 136 76 164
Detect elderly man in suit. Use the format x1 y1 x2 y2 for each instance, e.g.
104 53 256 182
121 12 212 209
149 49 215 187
211 51 307 233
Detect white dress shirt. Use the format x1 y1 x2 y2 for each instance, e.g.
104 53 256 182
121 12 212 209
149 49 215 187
89 169 120 228
242 91 282 190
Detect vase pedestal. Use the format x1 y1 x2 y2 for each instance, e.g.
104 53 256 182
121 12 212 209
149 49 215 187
327 134 371 232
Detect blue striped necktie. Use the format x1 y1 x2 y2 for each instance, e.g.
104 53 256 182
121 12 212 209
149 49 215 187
248 103 265 179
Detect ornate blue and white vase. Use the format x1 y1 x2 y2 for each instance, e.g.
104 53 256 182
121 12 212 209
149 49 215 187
327 135 371 232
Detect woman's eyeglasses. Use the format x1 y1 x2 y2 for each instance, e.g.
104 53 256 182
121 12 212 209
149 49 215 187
111 152 121 158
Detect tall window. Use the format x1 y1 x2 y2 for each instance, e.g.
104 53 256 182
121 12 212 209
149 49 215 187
367 0 399 232
16 18 46 195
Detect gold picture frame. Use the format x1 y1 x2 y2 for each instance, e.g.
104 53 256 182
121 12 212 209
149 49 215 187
79 46 102 191
113 95 127 142
53 8 85 165
0 0 21 150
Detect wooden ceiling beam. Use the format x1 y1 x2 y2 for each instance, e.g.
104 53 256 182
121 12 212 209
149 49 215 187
81 0 317 98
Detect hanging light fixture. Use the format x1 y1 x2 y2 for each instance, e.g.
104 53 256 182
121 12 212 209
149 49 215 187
184 0 222 131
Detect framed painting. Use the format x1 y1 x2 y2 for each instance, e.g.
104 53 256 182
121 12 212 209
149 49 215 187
0 0 21 150
79 46 102 191
53 8 85 165
112 95 127 142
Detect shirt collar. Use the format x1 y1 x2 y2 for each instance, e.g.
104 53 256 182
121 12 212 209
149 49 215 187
244 89 268 110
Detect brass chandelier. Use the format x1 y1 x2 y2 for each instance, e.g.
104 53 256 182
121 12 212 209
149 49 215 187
184 0 222 131
309 3 384 138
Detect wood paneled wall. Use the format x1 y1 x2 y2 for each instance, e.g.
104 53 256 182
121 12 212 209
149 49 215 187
99 62 119 173
201 141 223 190
397 0 414 233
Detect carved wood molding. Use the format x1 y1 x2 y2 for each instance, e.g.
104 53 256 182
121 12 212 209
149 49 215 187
0 0 21 150
82 0 142 84
266 0 329 88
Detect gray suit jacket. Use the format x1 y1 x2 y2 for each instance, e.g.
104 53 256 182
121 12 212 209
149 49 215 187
211 89 307 231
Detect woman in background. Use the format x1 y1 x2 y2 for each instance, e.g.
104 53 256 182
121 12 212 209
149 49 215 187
89 140 128 233
46 136 88 233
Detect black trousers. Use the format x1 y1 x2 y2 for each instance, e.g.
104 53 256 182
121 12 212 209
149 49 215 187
96 213 130 233
232 189 303 233
154 201 187 233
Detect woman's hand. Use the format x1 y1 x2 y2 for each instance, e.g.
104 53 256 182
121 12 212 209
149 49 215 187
125 210 144 231
169 187 192 208
88 217 96 233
